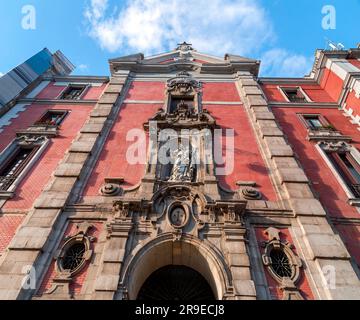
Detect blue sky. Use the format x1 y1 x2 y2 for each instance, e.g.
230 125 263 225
0 0 359 77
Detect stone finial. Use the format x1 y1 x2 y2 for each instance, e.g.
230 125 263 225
176 41 194 51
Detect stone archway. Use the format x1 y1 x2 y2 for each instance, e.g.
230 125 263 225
118 234 233 300
137 265 215 300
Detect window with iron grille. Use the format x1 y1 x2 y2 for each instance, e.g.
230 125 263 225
327 151 360 198
35 110 68 126
60 85 86 100
0 147 38 191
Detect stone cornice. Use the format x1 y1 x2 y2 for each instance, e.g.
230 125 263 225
43 75 109 83
110 60 260 77
18 98 99 105
268 102 339 108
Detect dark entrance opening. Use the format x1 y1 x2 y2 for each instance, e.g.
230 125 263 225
137 265 215 300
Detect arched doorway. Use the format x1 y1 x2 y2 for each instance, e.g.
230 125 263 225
118 234 234 300
137 265 215 300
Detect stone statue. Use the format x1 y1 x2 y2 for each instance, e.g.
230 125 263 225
169 143 196 182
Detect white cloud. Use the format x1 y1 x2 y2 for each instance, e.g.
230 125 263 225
0 72 3 77
84 0 274 56
83 0 314 77
77 64 89 70
260 49 313 77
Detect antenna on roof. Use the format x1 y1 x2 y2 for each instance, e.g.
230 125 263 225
325 38 345 51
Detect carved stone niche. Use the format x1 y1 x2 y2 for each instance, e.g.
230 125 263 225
37 222 95 300
261 227 304 300
166 71 202 114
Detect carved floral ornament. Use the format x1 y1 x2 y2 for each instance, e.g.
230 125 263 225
111 186 246 231
166 71 202 96
319 141 351 153
261 227 304 300
16 135 47 148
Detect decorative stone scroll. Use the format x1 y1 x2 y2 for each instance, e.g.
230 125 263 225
319 141 351 153
167 71 201 96
16 135 47 148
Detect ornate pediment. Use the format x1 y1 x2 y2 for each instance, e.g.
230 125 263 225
167 71 201 96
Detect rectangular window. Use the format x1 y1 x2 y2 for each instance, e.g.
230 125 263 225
281 87 309 103
60 85 86 100
35 110 68 126
299 114 334 131
0 147 38 191
170 96 194 113
304 115 323 129
328 151 360 198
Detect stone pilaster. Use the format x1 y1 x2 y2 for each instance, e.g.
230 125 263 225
92 218 133 300
222 225 257 300
0 75 130 300
235 74 360 300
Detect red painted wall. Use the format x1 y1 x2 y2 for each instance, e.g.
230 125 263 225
35 82 106 100
2 104 93 211
348 59 360 70
38 222 102 296
319 69 343 102
83 103 161 196
202 82 242 102
125 81 165 101
261 83 335 103
255 227 314 300
84 81 276 199
272 107 360 219
206 104 276 199
345 90 360 119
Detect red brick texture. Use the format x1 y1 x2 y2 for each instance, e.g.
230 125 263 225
35 82 106 100
84 81 276 199
0 215 24 255
261 83 336 103
206 104 277 199
272 107 360 219
2 104 93 210
38 222 102 296
255 227 314 300
83 103 161 196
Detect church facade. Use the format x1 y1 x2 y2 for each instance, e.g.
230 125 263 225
0 43 360 300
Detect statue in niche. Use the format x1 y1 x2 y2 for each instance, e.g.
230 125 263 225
169 143 197 182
